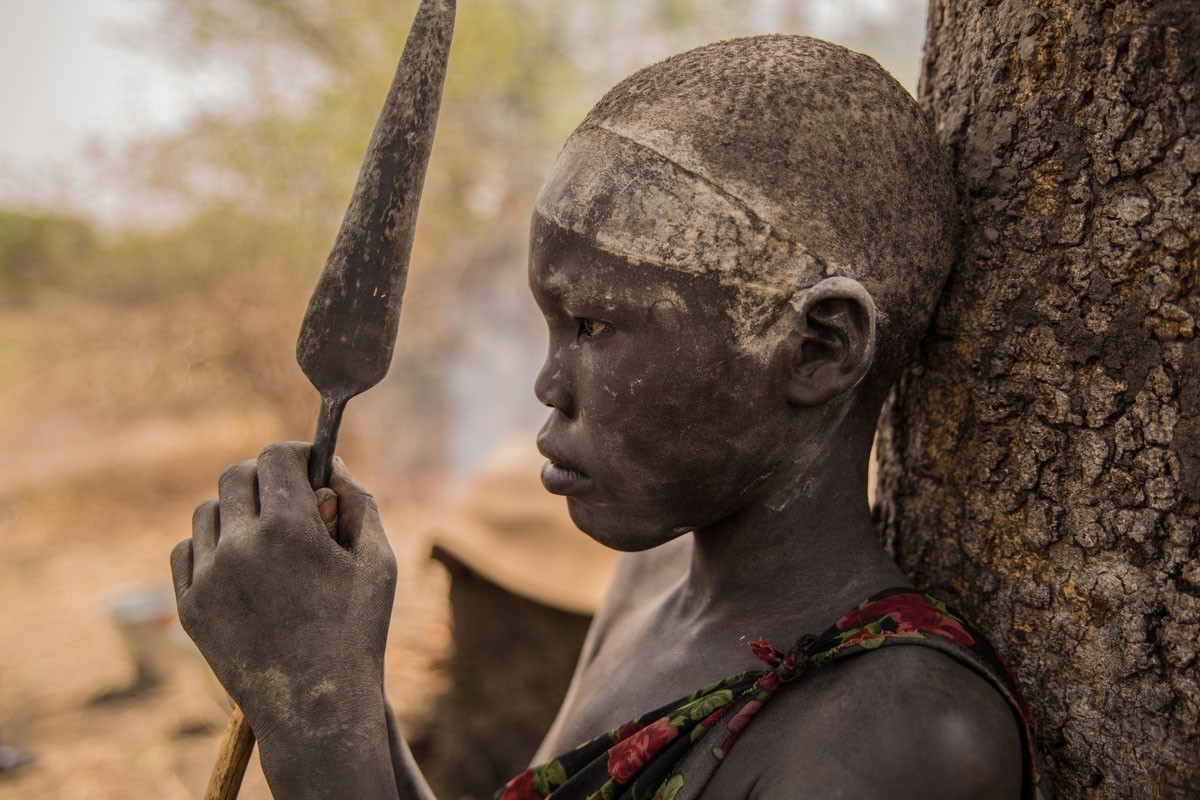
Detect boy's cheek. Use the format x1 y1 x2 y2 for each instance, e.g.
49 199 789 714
579 351 655 402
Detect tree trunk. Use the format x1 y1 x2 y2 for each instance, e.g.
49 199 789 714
875 1 1200 796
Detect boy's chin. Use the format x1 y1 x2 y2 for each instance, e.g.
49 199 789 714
566 499 692 552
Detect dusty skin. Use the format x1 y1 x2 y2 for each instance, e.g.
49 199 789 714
174 36 1027 799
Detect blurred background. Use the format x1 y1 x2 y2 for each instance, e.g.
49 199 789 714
0 1 924 797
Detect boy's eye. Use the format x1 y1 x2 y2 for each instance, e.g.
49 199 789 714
577 318 611 338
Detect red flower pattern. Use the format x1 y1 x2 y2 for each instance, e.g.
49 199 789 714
756 670 782 693
614 719 645 741
840 626 879 648
725 699 762 737
497 769 540 800
606 716 678 784
719 699 764 756
837 593 974 648
748 638 780 665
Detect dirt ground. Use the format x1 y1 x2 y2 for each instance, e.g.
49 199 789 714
0 410 451 800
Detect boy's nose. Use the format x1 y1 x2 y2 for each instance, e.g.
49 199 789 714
534 359 576 419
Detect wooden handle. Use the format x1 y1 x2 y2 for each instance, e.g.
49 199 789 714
205 706 255 800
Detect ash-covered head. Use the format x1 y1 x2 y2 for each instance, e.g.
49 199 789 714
535 34 957 380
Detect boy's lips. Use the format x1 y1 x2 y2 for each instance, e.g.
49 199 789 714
537 443 592 496
540 460 592 495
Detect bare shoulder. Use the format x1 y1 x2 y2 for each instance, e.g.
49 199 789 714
713 644 1024 800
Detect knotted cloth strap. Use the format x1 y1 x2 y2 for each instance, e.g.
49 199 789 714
495 589 1044 800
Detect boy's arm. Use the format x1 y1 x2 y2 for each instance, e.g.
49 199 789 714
385 695 438 800
171 441 432 799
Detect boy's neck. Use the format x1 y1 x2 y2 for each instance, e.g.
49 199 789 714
677 439 909 642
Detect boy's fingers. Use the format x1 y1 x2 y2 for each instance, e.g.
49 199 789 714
191 499 220 566
217 460 259 541
170 538 194 596
256 442 317 520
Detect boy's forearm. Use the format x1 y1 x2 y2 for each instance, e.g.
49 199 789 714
385 696 438 800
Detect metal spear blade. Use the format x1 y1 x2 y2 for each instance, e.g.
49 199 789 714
295 0 455 488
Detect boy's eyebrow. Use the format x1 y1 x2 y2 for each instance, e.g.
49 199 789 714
536 255 693 316
533 268 604 312
538 272 617 310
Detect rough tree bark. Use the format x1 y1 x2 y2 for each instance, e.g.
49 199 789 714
875 1 1200 796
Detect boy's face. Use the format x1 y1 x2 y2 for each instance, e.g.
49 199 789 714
529 213 796 550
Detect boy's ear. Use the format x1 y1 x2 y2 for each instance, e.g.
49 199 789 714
781 276 877 407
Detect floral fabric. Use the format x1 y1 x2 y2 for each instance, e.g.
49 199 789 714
496 588 1044 800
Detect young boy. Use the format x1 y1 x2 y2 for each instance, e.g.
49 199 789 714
172 35 1042 799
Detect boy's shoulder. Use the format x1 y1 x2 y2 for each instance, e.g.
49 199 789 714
708 642 1024 800
577 543 1027 798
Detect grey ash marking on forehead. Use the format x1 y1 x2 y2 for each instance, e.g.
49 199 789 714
536 255 690 320
535 34 958 371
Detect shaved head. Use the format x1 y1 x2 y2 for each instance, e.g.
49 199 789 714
536 35 957 376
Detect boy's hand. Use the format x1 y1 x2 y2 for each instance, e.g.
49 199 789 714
170 441 398 749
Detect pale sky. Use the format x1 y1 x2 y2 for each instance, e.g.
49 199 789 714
2 1 169 162
0 0 238 212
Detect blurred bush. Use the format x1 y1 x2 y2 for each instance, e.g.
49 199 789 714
0 210 97 304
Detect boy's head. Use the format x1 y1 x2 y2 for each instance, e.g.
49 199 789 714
535 34 957 391
531 36 957 546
